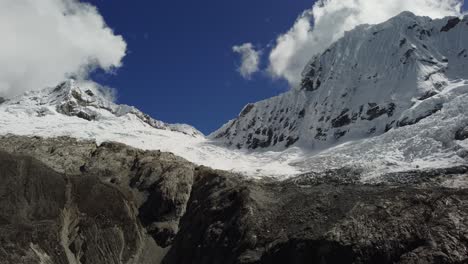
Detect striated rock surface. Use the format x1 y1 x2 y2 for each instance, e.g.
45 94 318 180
0 152 161 264
0 135 467 264
0 135 194 263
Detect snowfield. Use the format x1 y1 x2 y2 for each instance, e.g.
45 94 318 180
0 78 466 180
293 79 468 181
0 80 304 178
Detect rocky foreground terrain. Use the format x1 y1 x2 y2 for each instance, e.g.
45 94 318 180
0 135 467 264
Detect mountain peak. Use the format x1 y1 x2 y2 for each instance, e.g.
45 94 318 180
3 80 204 138
52 79 109 104
211 12 468 150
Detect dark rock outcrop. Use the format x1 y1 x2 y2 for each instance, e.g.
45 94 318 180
0 136 193 263
165 167 468 264
456 127 468 141
331 109 351 128
0 136 467 264
397 103 443 127
362 103 396 121
441 17 461 32
0 151 161 264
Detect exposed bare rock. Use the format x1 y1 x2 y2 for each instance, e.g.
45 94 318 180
0 135 195 257
456 127 468 141
0 151 160 264
0 136 98 174
165 168 468 264
0 136 467 264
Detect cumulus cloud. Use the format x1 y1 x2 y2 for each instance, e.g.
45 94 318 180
233 43 261 79
268 0 463 87
0 0 127 97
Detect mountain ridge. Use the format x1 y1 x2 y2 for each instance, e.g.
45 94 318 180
4 79 204 138
1 10 468 264
0 80 302 177
0 12 467 179
211 12 468 151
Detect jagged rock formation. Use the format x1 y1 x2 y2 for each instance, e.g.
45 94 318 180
0 136 195 248
0 135 467 264
0 136 195 264
166 168 468 264
456 126 468 141
0 152 159 264
211 13 468 150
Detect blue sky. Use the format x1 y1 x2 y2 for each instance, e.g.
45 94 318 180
84 0 313 134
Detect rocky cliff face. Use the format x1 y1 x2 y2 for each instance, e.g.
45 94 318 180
166 168 468 264
0 136 195 264
0 135 467 264
0 152 159 264
211 13 468 150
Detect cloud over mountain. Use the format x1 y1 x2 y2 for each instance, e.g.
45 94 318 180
0 0 127 97
268 0 463 87
233 43 261 79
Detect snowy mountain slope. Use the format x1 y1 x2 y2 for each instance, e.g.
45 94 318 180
0 12 467 181
210 12 468 151
2 79 204 137
292 79 468 181
0 80 302 177
0 76 464 182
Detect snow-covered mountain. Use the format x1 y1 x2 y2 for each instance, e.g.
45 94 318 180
0 79 302 177
0 12 467 181
2 79 204 137
211 12 468 151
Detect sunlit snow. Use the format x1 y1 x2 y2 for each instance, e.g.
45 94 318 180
0 13 467 180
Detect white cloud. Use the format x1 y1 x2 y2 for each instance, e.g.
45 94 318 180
0 0 127 97
233 43 261 79
268 0 463 87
